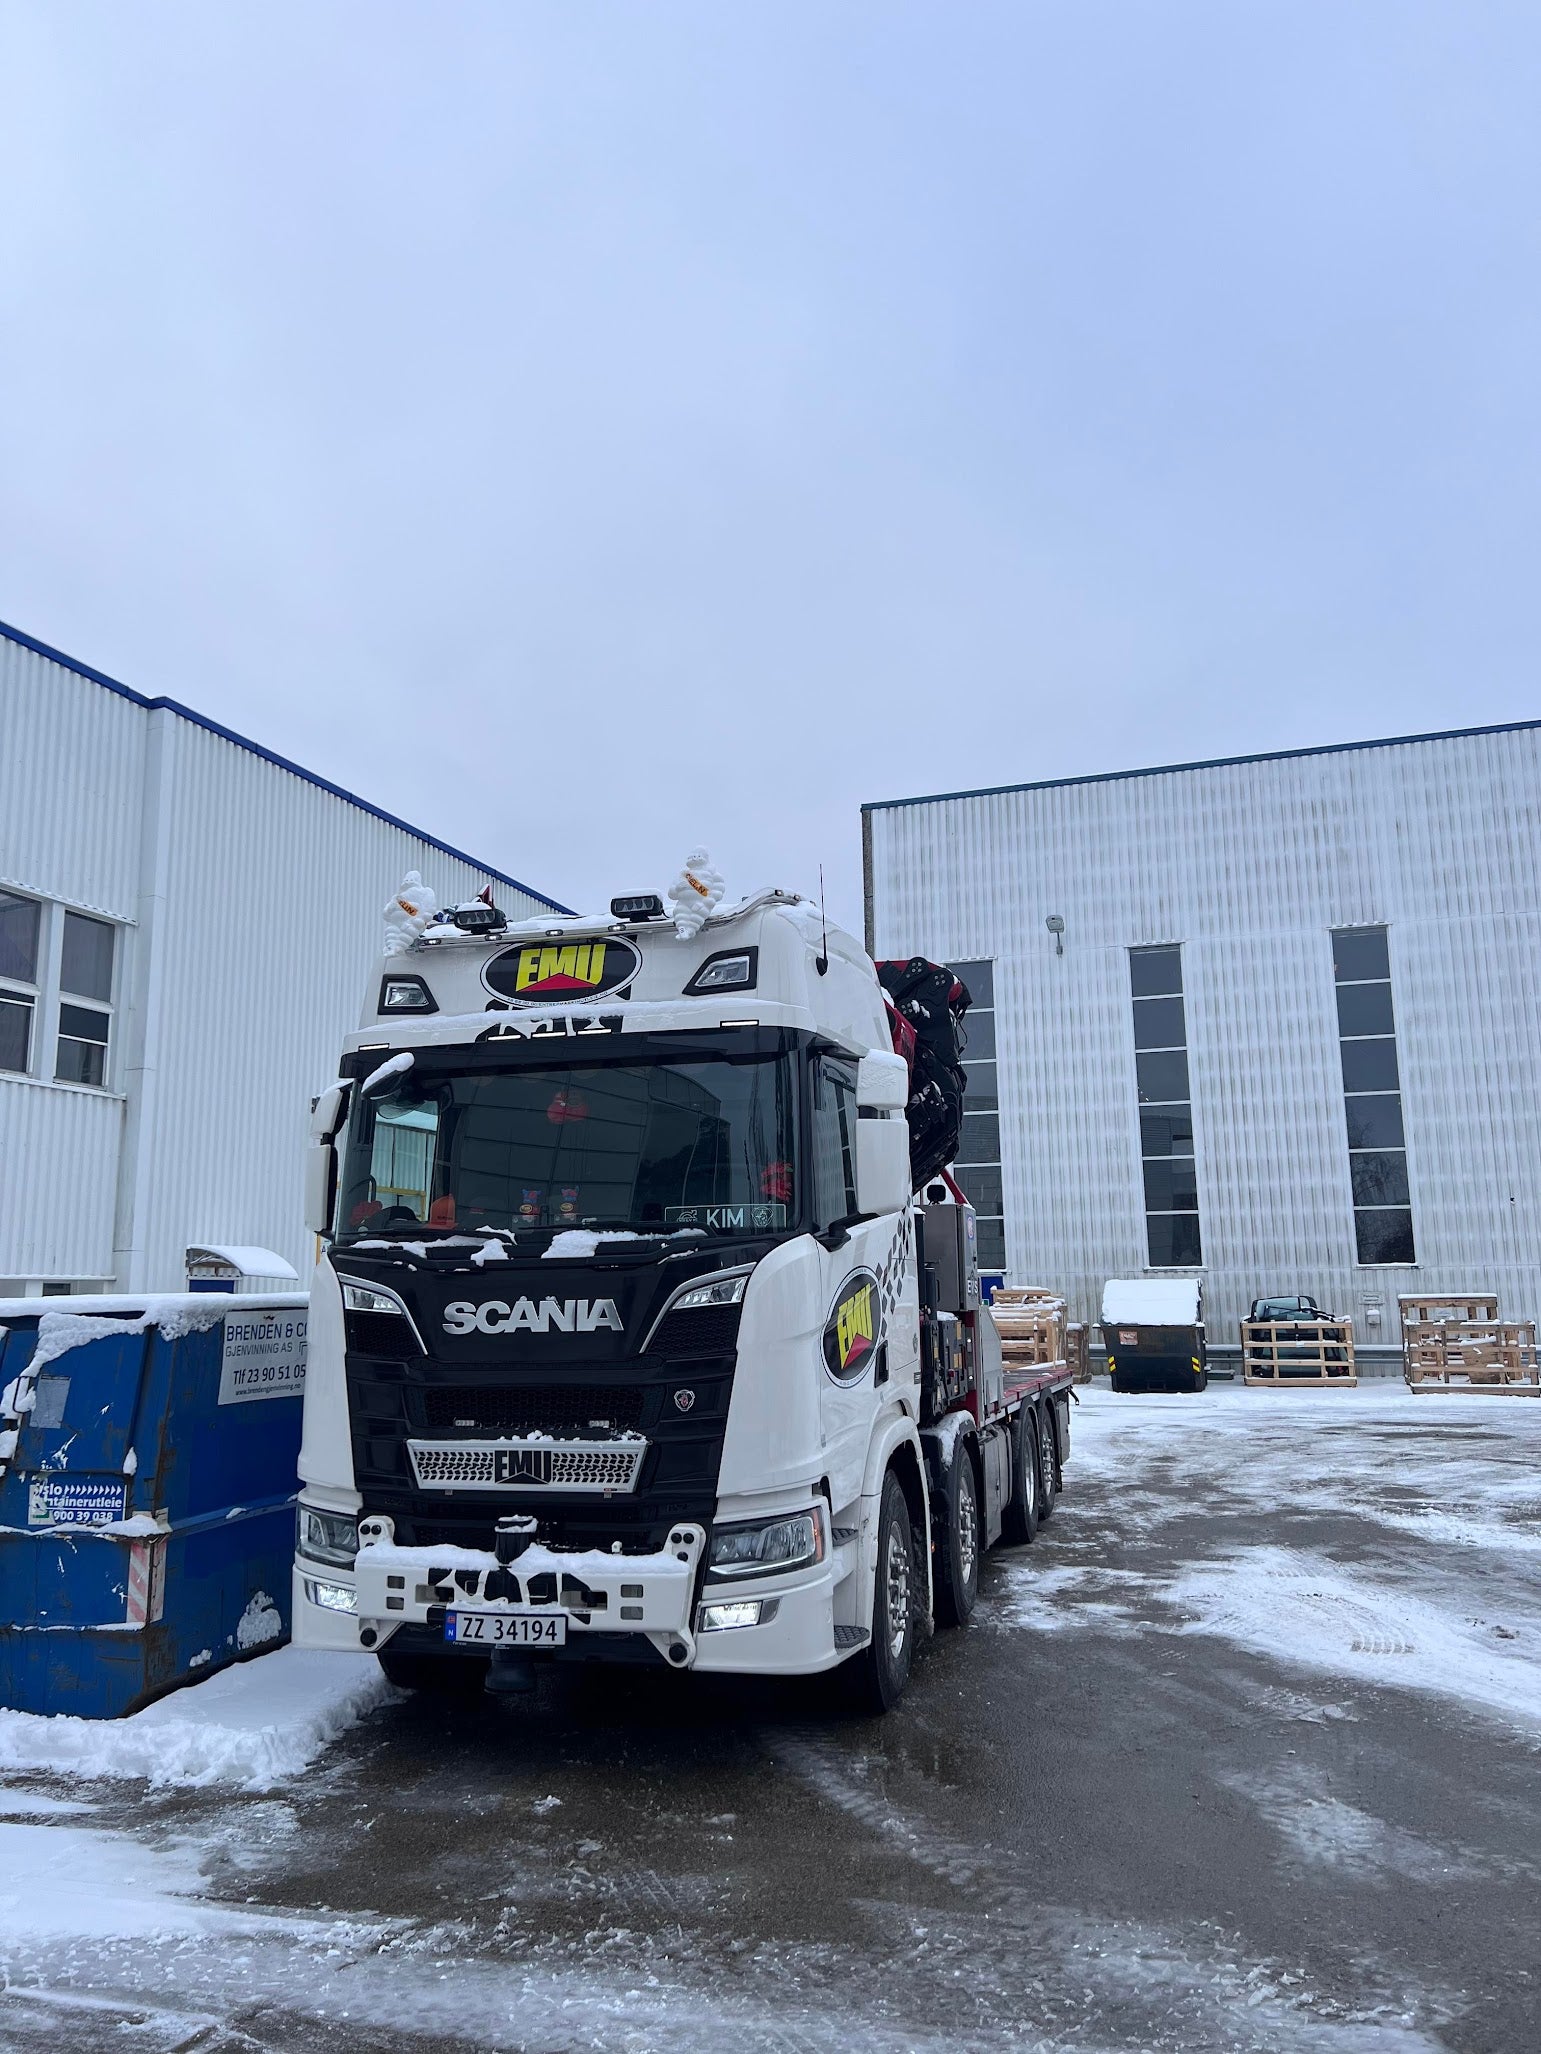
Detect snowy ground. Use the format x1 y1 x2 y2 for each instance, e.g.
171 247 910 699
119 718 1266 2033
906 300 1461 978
1 1381 1538 2052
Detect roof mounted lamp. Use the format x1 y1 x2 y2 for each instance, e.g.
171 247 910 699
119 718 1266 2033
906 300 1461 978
1046 914 1065 957
450 885 507 935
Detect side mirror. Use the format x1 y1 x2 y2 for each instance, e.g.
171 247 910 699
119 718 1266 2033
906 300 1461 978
311 1082 349 1141
856 1050 909 1112
304 1142 338 1238
855 1116 911 1217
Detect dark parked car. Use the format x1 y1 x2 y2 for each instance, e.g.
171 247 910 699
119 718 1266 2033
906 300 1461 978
1248 1295 1321 1323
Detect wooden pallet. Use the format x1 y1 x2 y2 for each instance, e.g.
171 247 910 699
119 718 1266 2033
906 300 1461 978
1397 1292 1500 1327
992 1288 1067 1369
1065 1321 1092 1385
1402 1319 1541 1394
1241 1318 1357 1387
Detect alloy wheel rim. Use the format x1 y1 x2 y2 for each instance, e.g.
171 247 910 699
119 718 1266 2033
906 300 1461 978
884 1521 911 1658
958 1468 978 1586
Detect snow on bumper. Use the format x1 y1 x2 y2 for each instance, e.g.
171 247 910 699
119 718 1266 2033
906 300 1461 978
352 1523 706 1663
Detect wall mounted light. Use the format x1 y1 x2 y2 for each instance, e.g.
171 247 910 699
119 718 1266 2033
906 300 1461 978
1046 914 1065 957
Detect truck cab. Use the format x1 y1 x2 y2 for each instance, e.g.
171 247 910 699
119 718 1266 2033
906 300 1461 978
293 881 932 1706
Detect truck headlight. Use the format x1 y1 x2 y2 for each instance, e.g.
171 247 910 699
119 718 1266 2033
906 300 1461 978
708 1508 823 1580
671 1271 748 1313
298 1506 359 1567
340 1282 405 1315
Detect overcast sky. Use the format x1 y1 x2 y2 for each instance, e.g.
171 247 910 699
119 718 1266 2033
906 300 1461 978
2 3 1537 931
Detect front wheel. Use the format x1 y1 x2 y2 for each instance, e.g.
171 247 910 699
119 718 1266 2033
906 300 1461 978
847 1471 918 1714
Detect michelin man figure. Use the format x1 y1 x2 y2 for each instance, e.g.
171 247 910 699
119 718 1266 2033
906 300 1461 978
669 848 724 939
383 870 440 956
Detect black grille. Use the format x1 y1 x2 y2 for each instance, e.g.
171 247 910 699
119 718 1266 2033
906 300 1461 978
345 1309 419 1357
648 1303 742 1358
421 1383 646 1435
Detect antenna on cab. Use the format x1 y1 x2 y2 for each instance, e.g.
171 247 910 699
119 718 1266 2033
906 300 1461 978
816 865 830 977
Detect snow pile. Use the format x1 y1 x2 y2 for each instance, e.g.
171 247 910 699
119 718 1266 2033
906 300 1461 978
0 1648 392 1791
0 1820 286 1939
1100 1277 1201 1324
1168 1543 1541 1732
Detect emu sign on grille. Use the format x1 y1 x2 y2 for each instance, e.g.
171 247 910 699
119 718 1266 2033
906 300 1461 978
408 1437 645 1493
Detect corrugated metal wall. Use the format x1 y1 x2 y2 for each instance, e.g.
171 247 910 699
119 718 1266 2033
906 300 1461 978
866 728 1541 1343
1 629 562 1290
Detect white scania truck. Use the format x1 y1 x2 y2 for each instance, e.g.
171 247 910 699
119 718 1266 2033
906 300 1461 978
293 873 1071 1711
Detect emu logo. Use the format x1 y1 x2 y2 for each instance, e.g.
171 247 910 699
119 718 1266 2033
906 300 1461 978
822 1270 881 1383
442 1298 623 1337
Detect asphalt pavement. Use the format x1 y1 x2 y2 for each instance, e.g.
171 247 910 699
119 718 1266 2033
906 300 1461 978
2 1383 1537 2053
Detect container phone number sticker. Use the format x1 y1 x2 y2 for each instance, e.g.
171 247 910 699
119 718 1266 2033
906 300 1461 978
218 1314 308 1405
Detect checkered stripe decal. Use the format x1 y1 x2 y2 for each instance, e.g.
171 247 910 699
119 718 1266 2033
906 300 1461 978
874 1212 913 1336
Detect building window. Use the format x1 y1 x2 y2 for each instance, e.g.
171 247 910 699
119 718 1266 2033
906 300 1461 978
1332 926 1414 1264
0 893 119 1089
950 961 1004 1269
55 911 115 1087
0 889 42 1074
1130 946 1201 1267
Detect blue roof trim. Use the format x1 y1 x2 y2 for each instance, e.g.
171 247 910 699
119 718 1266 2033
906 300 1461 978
1 617 572 913
861 716 1541 814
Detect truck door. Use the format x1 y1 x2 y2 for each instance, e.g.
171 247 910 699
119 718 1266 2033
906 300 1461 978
812 1054 912 1510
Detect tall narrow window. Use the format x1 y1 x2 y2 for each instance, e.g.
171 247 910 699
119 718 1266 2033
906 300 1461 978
0 889 41 1074
1332 927 1414 1263
950 961 1003 1269
1130 946 1201 1266
55 911 116 1088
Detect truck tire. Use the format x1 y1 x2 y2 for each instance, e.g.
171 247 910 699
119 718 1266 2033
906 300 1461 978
932 1440 981 1628
1000 1404 1041 1545
1036 1403 1059 1523
847 1470 918 1714
377 1648 489 1693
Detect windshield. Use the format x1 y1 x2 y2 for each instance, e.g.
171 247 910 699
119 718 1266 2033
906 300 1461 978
337 1052 798 1242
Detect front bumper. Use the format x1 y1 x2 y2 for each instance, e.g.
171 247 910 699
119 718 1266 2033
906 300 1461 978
292 1509 860 1675
353 1519 707 1666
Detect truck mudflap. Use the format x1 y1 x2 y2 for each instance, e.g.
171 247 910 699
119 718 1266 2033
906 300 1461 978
352 1517 706 1664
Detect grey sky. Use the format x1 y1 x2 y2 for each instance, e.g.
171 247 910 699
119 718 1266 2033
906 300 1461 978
3 3 1537 933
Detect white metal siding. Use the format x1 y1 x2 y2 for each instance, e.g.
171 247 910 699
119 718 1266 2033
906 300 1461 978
867 728 1541 1342
1 629 561 1289
0 1078 122 1278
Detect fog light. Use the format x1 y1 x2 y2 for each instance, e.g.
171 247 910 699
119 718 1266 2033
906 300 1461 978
306 1577 357 1615
700 1600 763 1632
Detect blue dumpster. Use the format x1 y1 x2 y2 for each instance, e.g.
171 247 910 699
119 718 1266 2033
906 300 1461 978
0 1293 307 1718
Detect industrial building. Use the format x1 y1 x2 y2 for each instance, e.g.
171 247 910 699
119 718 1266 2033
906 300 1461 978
863 721 1541 1357
0 621 565 1295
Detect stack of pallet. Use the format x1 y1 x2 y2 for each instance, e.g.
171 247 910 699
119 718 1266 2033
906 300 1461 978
1241 1316 1357 1387
1065 1321 1092 1385
991 1288 1068 1379
1398 1294 1541 1395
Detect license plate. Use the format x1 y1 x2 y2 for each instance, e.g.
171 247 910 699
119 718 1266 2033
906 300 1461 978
445 1609 568 1646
